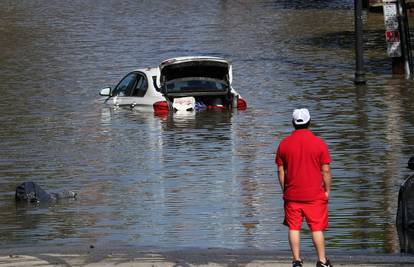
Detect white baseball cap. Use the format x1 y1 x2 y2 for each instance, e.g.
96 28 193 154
292 108 311 125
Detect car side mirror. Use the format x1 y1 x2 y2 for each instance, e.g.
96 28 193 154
99 87 111 96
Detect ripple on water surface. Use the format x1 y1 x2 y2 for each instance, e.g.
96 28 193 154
0 0 414 253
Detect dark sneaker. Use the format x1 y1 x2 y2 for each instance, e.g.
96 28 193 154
316 258 333 267
292 260 303 267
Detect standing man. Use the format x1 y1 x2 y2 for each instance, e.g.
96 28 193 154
275 108 333 267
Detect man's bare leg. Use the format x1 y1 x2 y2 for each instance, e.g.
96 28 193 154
289 230 301 261
312 231 327 262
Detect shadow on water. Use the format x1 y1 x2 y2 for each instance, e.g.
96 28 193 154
299 30 386 50
397 157 414 253
299 29 394 74
261 0 353 10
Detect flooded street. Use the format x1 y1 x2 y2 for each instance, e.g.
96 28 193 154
1 0 414 253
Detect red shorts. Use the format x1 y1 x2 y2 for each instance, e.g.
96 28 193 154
283 197 328 232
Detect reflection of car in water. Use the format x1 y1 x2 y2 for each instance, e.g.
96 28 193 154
99 56 247 113
158 108 233 131
397 156 414 253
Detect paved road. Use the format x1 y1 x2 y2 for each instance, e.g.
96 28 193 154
0 247 413 267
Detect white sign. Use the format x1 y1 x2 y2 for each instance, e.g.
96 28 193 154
387 42 402 57
383 0 401 57
172 97 195 111
383 1 399 30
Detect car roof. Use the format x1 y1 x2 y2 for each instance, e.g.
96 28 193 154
130 67 159 76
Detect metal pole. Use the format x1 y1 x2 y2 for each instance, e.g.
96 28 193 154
397 0 412 76
354 0 367 84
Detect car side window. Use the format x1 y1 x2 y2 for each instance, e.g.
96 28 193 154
112 73 137 96
131 74 148 97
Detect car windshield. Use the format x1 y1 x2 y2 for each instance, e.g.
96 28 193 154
165 78 228 93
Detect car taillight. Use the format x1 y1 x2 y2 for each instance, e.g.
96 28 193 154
153 101 169 113
237 98 247 110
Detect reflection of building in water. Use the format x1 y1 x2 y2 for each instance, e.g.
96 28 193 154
334 80 406 252
382 80 405 253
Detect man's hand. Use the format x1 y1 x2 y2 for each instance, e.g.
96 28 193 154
322 164 331 196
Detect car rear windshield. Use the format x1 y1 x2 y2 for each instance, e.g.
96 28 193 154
165 78 228 93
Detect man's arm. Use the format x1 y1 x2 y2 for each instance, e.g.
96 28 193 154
278 165 285 191
322 164 331 196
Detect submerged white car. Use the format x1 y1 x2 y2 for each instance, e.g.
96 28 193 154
99 56 247 113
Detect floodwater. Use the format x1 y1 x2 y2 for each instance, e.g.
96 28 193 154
1 0 414 254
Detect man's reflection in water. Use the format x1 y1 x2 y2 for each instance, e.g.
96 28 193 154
397 157 414 253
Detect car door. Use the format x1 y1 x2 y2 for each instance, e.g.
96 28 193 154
128 73 150 106
110 72 138 106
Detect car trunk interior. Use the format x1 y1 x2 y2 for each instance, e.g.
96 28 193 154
161 61 229 83
161 61 233 109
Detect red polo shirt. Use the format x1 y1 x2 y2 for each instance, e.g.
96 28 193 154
276 129 331 201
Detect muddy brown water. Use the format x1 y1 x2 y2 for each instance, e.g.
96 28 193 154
1 0 414 253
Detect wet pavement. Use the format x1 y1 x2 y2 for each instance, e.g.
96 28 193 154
1 246 414 267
